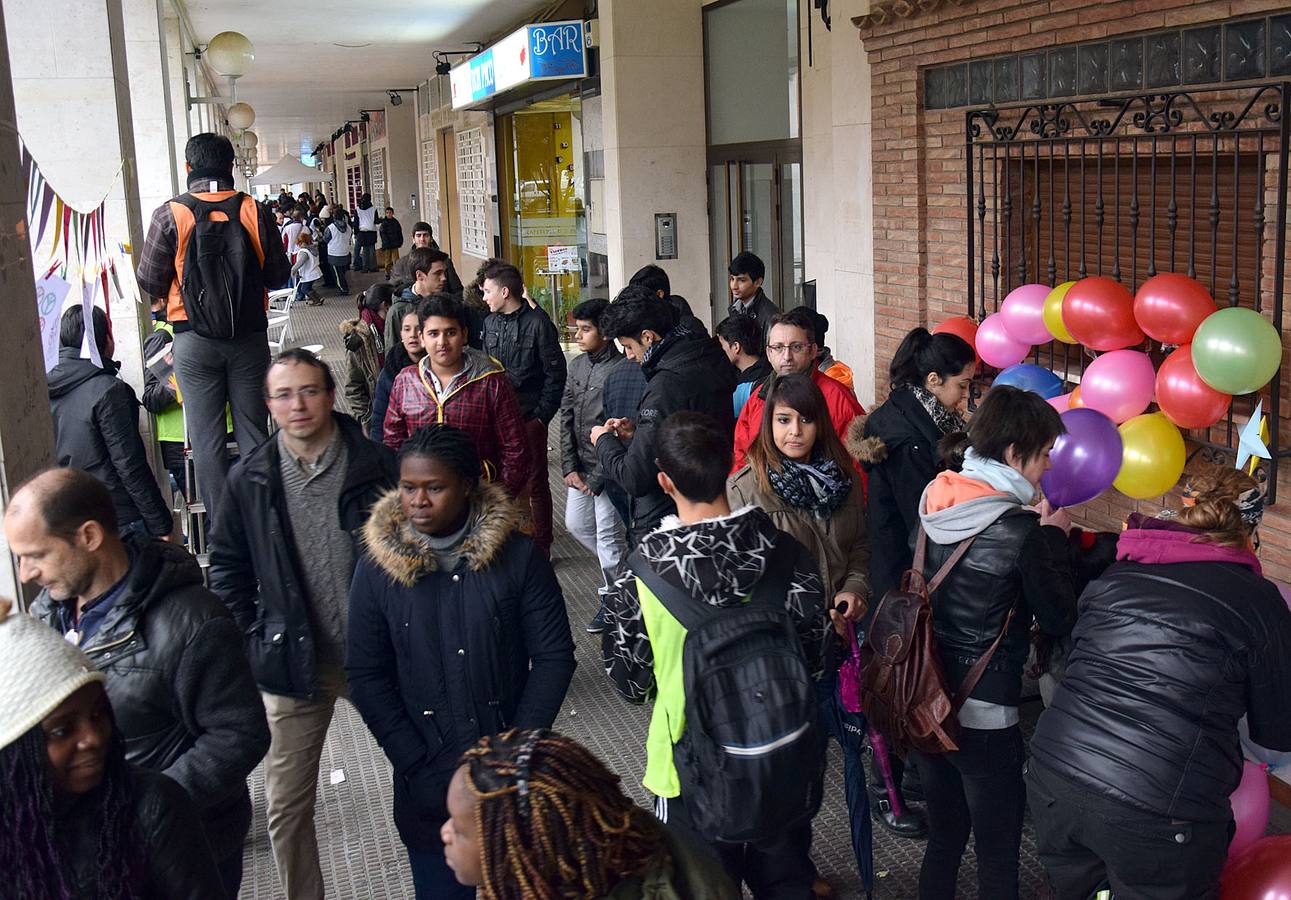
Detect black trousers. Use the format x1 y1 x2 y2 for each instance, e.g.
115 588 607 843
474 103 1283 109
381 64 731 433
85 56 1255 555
909 724 1026 900
1026 760 1231 900
657 794 814 900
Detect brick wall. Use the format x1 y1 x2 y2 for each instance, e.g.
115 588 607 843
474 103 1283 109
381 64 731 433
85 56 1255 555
856 0 1291 581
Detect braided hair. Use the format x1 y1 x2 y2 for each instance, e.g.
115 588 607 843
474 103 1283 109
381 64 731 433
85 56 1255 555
0 726 144 900
399 424 481 485
461 730 669 900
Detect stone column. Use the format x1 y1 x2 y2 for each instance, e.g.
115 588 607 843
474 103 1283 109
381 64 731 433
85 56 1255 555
0 1 56 602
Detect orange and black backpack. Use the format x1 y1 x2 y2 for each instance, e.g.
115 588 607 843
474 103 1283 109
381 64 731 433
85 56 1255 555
170 192 264 339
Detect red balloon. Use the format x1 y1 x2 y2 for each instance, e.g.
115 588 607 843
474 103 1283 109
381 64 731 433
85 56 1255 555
1062 277 1144 350
1134 273 1218 345
1156 344 1231 430
1221 835 1291 899
933 316 980 361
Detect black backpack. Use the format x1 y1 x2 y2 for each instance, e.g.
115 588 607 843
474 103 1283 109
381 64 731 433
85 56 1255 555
175 192 264 339
628 535 825 844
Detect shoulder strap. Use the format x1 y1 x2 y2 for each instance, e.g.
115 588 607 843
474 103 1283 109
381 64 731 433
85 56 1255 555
175 191 245 223
906 527 975 597
627 549 713 633
952 605 1017 713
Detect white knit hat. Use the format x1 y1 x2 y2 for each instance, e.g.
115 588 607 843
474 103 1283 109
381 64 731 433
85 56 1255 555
0 610 105 751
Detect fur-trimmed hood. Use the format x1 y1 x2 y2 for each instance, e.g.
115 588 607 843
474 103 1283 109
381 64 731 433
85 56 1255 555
846 414 887 466
339 317 372 351
361 479 525 586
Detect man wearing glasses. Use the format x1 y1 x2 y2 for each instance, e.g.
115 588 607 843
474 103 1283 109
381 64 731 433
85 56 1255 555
730 307 866 472
208 348 397 900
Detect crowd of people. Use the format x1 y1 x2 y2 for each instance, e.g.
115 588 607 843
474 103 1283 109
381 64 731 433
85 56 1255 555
5 130 1291 900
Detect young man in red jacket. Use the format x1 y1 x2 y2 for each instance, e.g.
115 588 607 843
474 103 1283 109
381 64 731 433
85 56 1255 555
731 307 865 473
383 294 530 496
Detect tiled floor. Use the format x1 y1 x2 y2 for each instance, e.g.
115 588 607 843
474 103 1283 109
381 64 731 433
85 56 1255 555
238 271 1288 898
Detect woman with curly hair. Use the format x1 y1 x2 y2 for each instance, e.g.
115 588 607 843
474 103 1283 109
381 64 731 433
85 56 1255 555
442 729 737 900
1028 465 1291 900
0 603 221 899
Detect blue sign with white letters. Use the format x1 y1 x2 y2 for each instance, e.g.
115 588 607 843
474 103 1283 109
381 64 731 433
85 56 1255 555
528 22 586 79
468 50 496 102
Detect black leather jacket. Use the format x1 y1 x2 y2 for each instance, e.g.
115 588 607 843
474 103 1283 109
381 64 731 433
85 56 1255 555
1031 517 1291 822
208 413 398 699
920 509 1077 706
483 304 567 423
31 536 269 864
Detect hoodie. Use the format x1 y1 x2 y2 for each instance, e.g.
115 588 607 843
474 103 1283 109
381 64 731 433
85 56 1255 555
47 348 173 536
601 506 826 797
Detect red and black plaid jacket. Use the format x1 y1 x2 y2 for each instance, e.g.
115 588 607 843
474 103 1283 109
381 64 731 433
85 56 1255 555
383 350 531 497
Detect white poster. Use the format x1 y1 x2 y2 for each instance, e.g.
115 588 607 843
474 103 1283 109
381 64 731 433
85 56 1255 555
35 273 71 372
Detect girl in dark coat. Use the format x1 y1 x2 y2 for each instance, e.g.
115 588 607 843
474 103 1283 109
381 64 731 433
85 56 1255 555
851 327 976 839
0 607 222 900
346 425 576 900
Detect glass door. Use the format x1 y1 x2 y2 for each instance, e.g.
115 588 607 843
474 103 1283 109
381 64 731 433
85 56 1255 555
708 152 802 325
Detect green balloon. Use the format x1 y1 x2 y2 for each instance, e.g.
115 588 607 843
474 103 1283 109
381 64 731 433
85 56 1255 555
1191 307 1283 395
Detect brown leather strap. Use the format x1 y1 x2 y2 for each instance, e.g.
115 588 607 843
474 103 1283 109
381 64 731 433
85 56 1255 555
952 605 1017 713
914 527 976 597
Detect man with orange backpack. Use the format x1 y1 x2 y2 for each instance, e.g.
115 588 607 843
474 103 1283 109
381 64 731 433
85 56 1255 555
137 133 291 518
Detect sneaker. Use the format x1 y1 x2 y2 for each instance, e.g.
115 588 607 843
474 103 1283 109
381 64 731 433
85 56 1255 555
585 606 608 634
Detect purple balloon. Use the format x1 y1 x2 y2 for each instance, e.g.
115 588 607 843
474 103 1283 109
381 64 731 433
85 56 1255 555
1040 408 1124 508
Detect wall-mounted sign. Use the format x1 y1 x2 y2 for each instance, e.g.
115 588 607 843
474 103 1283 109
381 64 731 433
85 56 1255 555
450 20 588 109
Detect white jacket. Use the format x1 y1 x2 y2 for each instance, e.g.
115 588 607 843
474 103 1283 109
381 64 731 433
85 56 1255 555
355 206 378 232
291 245 322 282
325 222 351 258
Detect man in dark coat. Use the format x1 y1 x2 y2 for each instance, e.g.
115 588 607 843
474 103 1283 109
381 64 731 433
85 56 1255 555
726 250 778 340
592 285 736 546
208 349 397 899
46 306 174 540
7 467 269 899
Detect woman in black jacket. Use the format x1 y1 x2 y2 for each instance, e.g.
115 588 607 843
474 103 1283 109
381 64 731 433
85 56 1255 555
347 424 576 900
0 607 222 900
1028 466 1291 900
852 326 976 838
912 385 1077 900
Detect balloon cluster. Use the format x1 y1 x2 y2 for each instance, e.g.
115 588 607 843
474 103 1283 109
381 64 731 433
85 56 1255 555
933 273 1284 506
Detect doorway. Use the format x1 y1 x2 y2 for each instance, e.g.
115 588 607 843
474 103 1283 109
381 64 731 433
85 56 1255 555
436 128 459 268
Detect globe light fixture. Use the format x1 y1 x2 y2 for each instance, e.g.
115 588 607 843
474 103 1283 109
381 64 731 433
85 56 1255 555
227 102 256 130
240 130 258 149
206 31 255 78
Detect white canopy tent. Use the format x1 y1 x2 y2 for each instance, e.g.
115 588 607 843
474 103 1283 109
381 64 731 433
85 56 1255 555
248 155 333 187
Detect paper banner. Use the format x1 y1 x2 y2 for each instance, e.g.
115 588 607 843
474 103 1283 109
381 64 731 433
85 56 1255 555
35 273 70 372
79 279 103 369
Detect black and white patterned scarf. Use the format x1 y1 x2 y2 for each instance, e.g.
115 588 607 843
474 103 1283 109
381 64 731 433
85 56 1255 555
768 456 852 519
908 384 967 435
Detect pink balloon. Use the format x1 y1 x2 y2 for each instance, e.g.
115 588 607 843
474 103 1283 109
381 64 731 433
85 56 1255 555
1228 761 1270 862
976 312 1031 369
1048 391 1073 413
1080 350 1156 424
1001 284 1055 345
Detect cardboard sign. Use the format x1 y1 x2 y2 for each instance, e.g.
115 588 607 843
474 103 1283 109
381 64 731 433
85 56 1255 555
35 274 71 372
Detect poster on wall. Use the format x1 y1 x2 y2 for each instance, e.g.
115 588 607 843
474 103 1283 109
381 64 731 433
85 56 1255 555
456 127 490 259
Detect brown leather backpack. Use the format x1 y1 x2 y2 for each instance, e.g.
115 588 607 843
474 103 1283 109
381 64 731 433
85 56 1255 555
859 527 1016 757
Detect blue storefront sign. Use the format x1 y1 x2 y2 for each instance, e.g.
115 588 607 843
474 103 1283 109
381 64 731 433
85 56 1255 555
451 20 588 109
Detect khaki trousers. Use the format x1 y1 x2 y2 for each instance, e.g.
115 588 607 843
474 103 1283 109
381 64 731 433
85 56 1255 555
261 665 349 900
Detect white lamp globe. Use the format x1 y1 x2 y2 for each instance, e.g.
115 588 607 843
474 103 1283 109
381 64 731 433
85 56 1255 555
206 31 255 78
227 102 256 130
240 130 258 149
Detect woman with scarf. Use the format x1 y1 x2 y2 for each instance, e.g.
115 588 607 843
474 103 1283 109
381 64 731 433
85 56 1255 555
727 372 874 897
1028 466 1291 900
911 384 1077 900
849 326 976 840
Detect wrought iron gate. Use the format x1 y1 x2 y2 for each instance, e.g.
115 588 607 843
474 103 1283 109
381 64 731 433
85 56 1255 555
965 84 1291 500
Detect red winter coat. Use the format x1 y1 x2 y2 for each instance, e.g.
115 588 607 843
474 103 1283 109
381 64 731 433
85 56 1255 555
731 368 865 473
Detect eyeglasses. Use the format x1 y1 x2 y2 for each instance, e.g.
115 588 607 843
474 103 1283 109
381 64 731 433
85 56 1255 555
766 342 813 356
266 386 327 404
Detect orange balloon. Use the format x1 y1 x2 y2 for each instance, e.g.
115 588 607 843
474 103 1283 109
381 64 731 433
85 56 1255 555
933 316 980 362
1069 386 1084 408
1063 277 1144 350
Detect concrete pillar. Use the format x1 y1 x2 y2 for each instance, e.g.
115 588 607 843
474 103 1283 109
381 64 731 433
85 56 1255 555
384 100 419 225
599 0 711 319
0 1 56 601
123 0 181 204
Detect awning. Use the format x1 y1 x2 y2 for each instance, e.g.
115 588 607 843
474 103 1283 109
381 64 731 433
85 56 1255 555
249 155 333 186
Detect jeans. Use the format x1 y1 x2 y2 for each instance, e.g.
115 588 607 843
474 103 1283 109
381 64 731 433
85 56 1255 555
1027 760 1230 900
564 486 626 593
522 418 553 552
815 676 873 893
407 843 476 899
353 239 376 272
909 724 1026 900
171 329 270 520
260 666 349 900
328 255 350 293
658 794 814 900
293 279 317 302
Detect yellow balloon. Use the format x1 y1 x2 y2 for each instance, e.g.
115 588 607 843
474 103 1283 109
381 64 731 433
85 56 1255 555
1043 281 1078 344
1114 412 1186 499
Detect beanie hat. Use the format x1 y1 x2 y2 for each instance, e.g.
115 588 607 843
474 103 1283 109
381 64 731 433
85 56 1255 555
0 611 105 751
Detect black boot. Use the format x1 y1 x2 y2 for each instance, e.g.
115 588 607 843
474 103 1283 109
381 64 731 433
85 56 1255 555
869 782 928 838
